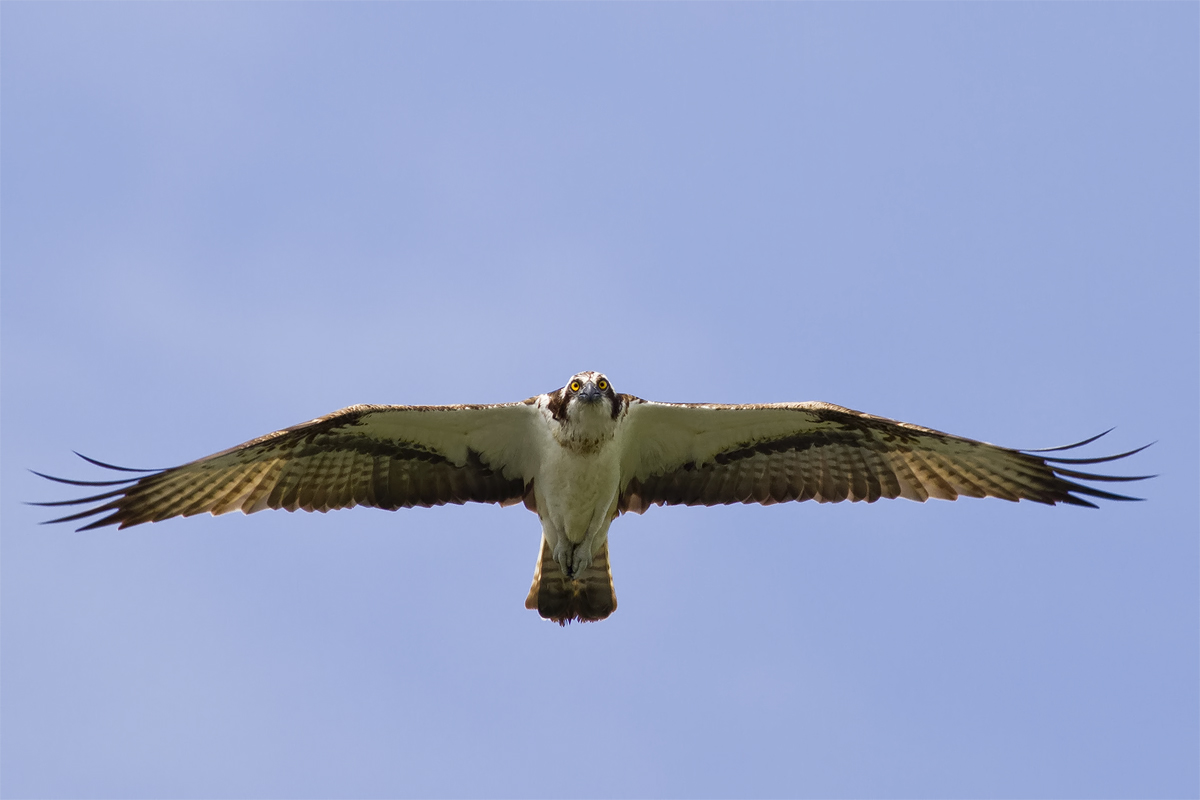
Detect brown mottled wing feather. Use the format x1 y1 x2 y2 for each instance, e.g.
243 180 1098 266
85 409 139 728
35 402 541 530
618 400 1150 513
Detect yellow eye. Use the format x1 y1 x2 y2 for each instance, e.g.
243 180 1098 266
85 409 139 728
597 379 608 390
570 381 581 392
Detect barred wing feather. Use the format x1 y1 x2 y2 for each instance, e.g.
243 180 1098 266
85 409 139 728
619 401 1148 513
35 402 539 530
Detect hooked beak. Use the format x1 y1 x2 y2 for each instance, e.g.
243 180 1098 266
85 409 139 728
579 383 604 403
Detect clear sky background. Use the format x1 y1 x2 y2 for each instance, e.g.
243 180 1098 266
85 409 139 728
3 5 1197 799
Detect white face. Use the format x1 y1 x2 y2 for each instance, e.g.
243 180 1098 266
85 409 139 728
565 371 611 395
547 372 619 449
563 371 614 421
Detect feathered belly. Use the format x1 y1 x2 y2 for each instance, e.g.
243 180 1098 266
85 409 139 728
535 446 621 543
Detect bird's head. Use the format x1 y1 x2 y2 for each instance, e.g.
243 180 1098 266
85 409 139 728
549 371 619 426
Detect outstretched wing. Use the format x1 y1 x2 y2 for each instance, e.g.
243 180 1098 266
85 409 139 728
34 402 541 530
618 400 1150 513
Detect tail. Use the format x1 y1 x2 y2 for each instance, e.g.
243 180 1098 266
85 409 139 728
525 539 617 625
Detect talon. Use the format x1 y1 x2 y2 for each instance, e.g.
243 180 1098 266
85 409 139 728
552 540 574 578
572 542 594 575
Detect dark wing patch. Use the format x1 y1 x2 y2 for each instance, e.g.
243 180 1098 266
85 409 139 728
33 404 528 530
620 403 1151 513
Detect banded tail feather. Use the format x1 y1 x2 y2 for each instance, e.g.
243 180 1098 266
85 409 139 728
525 539 617 625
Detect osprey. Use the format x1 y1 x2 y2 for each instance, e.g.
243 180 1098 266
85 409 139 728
34 371 1149 625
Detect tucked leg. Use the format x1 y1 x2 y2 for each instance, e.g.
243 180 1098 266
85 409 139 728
552 537 574 577
570 514 613 576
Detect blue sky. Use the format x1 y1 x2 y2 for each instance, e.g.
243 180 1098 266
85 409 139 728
2 4 1197 798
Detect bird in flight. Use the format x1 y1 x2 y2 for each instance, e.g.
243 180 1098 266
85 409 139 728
34 371 1149 625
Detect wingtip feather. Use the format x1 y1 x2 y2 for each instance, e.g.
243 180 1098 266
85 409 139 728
1023 429 1115 453
72 452 161 472
29 469 141 487
1041 442 1154 465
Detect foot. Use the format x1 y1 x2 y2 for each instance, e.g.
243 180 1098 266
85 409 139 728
552 539 574 578
571 542 594 576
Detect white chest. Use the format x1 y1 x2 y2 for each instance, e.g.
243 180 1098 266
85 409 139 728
535 442 622 541
531 400 625 543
